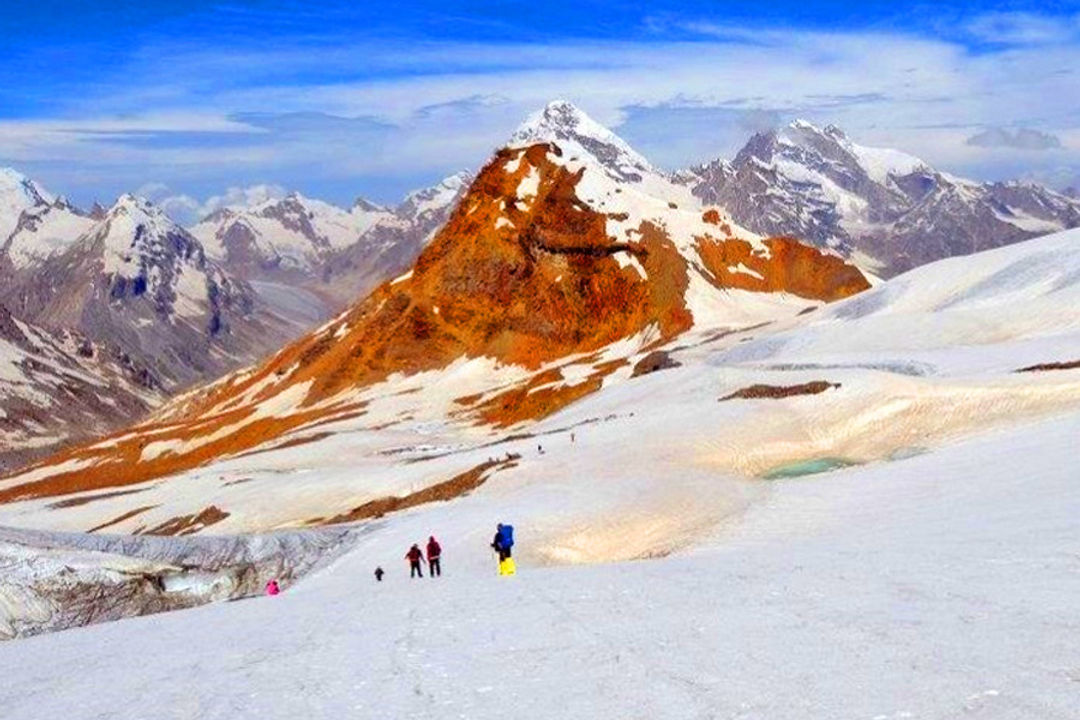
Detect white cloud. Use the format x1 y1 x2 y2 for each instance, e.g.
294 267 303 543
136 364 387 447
136 182 288 225
966 127 1062 150
963 12 1080 46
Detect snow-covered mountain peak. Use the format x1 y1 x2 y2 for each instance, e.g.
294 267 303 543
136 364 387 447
0 168 55 241
0 167 52 205
688 121 1079 276
352 197 389 214
110 193 164 218
398 171 472 222
85 195 211 288
784 118 846 139
509 100 656 183
511 100 608 141
3 195 96 270
100 195 180 254
770 120 926 184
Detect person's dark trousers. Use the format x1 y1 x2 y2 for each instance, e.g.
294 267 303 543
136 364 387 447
429 558 441 577
410 561 423 578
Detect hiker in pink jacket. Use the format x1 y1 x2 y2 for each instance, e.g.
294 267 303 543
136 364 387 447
265 579 281 596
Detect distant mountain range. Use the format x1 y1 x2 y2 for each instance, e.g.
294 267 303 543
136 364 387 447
680 120 1080 276
0 169 467 463
0 102 1077 475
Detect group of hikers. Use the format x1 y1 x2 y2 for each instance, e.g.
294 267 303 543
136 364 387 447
264 522 515 595
393 523 516 579
401 535 442 578
385 523 516 581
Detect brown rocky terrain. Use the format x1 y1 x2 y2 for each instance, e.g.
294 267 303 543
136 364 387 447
0 110 870 511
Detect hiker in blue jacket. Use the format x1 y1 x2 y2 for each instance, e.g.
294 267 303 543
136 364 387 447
490 523 514 561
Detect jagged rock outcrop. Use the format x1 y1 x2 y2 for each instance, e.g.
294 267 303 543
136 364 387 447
0 102 869 505
0 525 357 639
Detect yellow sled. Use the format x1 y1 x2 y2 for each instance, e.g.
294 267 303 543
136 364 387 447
498 557 516 576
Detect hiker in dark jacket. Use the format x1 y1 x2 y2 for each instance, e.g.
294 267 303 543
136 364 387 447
491 524 511 561
426 536 442 577
405 544 424 578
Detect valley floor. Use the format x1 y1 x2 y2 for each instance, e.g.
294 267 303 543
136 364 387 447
2 409 1077 719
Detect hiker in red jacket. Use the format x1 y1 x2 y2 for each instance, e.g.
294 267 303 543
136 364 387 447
405 544 424 578
426 536 442 577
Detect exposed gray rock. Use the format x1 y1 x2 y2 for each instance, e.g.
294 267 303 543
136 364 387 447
0 304 164 473
0 524 363 640
0 196 298 391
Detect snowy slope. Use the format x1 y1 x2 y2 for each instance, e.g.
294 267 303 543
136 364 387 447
0 224 1075 537
0 164 1079 720
0 406 1077 717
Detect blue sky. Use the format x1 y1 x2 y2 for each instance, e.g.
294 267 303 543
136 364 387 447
1 1 1078 220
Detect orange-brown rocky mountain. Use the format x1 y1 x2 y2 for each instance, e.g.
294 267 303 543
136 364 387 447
0 103 869 507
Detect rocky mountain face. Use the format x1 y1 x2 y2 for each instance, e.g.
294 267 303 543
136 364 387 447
0 195 297 391
315 172 472 308
0 303 163 473
0 102 869 503
0 168 471 476
683 120 1080 276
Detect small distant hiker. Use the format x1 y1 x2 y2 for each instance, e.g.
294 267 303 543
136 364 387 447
538 443 544 455
491 523 516 576
374 566 385 582
571 432 576 443
405 543 424 578
426 536 442 577
265 579 280 596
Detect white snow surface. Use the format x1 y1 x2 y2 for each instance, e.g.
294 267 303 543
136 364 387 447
0 407 1077 717
2 144 1080 719
1 221 1080 719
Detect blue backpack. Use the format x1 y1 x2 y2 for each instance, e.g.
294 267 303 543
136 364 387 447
499 524 515 549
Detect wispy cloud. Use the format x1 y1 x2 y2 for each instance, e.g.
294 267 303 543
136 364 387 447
963 11 1080 46
966 127 1063 150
